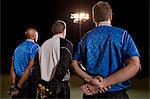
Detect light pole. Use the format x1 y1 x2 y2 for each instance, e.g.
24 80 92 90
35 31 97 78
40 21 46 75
70 12 89 39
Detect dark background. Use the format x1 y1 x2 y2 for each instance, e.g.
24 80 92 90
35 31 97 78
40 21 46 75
1 0 149 76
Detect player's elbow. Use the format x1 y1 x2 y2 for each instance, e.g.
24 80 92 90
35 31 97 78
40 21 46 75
135 62 141 74
126 56 141 75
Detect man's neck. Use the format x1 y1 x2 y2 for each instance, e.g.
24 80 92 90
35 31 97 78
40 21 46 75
96 20 111 27
26 39 34 42
53 33 65 39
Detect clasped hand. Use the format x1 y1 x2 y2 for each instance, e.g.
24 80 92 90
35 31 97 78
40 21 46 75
9 84 20 96
80 76 111 95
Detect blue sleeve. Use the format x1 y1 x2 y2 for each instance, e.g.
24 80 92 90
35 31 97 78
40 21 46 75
30 45 40 59
123 32 140 59
73 42 82 61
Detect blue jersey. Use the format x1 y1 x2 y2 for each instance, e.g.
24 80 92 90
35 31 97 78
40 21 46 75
13 39 40 76
73 25 140 91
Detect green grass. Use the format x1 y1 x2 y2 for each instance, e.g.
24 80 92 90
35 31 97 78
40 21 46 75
0 74 12 99
0 74 149 99
127 76 150 99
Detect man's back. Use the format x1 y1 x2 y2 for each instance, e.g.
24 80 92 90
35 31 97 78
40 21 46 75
13 39 40 76
74 25 140 91
39 36 73 81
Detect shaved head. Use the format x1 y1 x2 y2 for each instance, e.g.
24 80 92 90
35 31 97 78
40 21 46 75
25 28 38 41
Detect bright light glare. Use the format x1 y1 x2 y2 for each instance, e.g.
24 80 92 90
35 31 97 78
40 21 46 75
70 12 89 23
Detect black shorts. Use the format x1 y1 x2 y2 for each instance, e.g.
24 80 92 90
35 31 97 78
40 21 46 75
37 80 70 99
83 89 129 99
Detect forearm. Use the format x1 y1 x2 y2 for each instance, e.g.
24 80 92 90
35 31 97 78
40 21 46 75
53 66 68 80
17 59 34 88
10 58 16 84
10 67 16 84
54 59 69 80
71 60 92 82
103 62 141 87
17 67 31 88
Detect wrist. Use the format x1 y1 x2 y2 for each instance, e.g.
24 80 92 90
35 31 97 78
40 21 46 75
15 85 21 90
16 84 21 89
84 77 93 83
90 78 100 87
11 84 16 89
10 84 21 92
102 78 109 88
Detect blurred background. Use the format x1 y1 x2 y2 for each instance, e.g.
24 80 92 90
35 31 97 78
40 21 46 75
1 0 149 98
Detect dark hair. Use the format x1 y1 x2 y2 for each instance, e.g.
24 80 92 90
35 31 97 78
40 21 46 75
51 20 66 34
92 1 112 22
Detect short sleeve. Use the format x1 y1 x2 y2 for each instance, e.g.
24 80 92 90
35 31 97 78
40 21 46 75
30 45 40 59
123 32 140 59
73 42 82 61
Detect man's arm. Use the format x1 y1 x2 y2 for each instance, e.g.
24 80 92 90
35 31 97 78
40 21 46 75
71 60 106 85
17 59 34 88
10 57 16 84
99 56 141 88
71 60 110 94
71 60 93 82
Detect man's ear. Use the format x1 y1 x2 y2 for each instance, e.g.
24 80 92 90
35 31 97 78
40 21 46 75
35 32 38 42
92 16 95 21
110 13 112 21
92 15 96 23
62 31 65 38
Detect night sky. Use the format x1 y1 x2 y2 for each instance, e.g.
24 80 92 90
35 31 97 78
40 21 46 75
1 0 149 76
